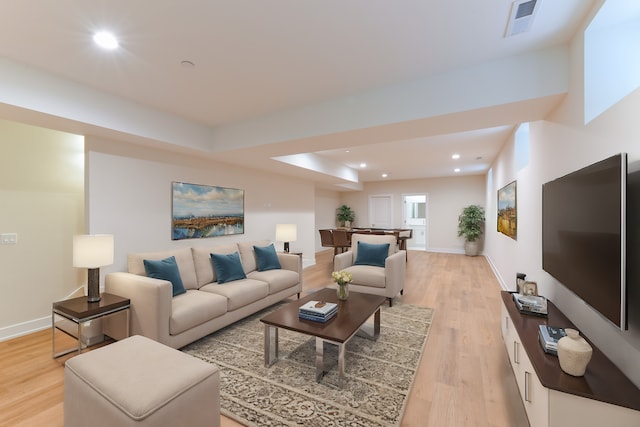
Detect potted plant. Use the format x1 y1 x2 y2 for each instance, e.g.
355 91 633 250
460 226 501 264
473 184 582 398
457 204 485 256
336 204 355 228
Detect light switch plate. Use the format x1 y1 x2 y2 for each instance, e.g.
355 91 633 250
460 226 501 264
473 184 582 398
0 233 18 244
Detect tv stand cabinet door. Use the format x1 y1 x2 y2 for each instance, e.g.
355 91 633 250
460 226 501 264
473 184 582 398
502 301 550 427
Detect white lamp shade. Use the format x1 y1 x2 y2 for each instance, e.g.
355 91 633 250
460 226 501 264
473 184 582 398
73 234 114 268
275 224 297 242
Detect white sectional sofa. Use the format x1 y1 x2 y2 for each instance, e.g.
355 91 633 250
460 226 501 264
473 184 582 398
105 240 302 349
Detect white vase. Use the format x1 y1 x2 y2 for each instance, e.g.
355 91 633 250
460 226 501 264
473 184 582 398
557 328 593 376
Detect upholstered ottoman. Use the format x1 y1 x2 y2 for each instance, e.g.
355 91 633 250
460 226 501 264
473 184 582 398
64 335 220 427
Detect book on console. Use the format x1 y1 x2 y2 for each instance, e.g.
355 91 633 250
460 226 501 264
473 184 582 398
512 293 548 316
538 325 566 355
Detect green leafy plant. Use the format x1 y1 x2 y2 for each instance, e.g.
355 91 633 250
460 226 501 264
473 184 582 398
457 205 485 242
336 204 355 224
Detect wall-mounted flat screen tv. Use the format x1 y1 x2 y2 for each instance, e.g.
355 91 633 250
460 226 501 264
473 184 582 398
542 153 627 330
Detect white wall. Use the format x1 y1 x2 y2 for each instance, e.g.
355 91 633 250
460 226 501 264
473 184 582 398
0 120 84 339
86 137 318 276
339 175 485 253
485 1 640 387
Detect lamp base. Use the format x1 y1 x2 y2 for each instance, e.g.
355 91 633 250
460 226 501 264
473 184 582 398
87 268 102 303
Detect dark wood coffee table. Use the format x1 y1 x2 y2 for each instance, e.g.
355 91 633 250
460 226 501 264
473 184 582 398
260 287 386 388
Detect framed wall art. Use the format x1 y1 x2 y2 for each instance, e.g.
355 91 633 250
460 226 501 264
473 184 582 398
497 180 517 240
172 182 244 240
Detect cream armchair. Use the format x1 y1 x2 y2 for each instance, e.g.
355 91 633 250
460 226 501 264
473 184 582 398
334 233 406 306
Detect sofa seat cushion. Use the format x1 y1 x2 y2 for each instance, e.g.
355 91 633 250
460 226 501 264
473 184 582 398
199 279 269 311
247 269 299 294
344 265 386 289
170 290 228 336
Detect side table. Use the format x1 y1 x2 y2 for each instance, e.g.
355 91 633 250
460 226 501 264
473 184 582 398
52 293 130 358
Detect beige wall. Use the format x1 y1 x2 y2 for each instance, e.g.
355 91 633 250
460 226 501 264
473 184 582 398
339 175 486 253
0 119 84 337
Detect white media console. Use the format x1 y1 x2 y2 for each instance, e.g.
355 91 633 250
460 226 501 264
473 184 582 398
500 291 640 426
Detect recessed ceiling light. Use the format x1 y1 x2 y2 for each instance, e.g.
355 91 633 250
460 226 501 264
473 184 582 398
360 163 367 168
454 168 461 173
381 173 388 178
452 153 460 159
93 31 119 50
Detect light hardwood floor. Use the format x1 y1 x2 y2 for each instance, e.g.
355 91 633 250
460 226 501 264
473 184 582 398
0 250 529 427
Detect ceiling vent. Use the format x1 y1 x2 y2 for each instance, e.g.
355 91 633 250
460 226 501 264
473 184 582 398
505 0 541 37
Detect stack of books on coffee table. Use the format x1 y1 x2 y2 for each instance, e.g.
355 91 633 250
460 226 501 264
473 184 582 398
298 301 338 323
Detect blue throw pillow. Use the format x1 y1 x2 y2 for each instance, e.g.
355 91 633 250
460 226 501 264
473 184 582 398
210 252 247 283
143 256 186 297
354 241 390 268
254 244 282 271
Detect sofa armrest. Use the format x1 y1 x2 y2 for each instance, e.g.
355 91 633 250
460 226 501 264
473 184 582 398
385 250 407 295
277 252 301 273
334 251 354 271
277 252 303 287
105 272 173 344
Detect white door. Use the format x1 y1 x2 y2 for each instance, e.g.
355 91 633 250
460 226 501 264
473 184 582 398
402 194 428 250
369 195 393 228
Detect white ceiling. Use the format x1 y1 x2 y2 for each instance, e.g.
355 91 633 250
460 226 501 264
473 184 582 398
0 0 597 188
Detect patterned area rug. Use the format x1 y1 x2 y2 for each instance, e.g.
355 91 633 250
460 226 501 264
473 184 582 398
183 301 434 427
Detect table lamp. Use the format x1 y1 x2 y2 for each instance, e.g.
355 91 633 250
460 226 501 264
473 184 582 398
73 234 114 302
275 224 297 253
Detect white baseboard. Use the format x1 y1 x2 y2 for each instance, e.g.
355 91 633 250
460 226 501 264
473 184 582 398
484 253 508 291
0 316 50 342
425 247 466 254
0 287 84 343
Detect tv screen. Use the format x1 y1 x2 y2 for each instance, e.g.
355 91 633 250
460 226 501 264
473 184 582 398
542 153 627 330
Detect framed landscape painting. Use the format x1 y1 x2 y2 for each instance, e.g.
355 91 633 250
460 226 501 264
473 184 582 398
172 182 244 240
497 180 517 240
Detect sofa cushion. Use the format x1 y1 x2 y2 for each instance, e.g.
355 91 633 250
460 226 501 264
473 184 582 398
351 234 397 261
344 265 386 288
143 256 186 297
247 269 299 294
199 279 269 311
128 247 198 290
354 241 390 268
192 244 238 287
170 290 228 335
237 240 270 273
210 252 246 283
253 243 282 271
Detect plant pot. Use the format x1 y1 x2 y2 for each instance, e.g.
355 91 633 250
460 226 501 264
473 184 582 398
464 241 479 256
